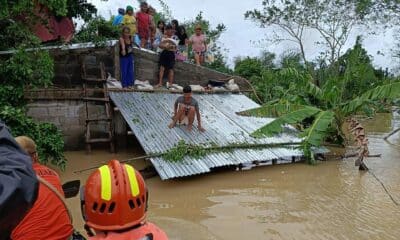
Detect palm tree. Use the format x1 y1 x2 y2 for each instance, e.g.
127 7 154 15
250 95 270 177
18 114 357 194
239 68 400 163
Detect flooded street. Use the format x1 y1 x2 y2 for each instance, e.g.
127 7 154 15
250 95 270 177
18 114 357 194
61 112 400 239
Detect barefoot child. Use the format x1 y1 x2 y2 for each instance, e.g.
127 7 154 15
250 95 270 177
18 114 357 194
169 85 206 132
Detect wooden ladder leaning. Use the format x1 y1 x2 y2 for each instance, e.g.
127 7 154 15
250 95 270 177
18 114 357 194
81 62 115 153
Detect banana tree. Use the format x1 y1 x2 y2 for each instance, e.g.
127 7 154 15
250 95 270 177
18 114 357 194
239 70 400 164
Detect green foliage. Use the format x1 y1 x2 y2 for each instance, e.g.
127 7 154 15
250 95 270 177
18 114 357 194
244 64 400 163
0 0 68 170
65 0 97 21
241 39 400 163
338 36 380 100
0 106 66 170
342 82 400 115
155 0 173 21
234 57 264 79
251 106 322 137
73 16 120 46
163 140 206 162
245 0 369 65
300 110 335 146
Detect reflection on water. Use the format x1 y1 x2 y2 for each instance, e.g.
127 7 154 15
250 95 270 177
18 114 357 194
62 113 400 240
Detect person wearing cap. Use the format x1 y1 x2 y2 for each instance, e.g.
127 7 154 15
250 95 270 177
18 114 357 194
81 160 168 239
156 24 178 88
122 5 137 38
11 136 73 240
168 85 206 132
112 8 125 26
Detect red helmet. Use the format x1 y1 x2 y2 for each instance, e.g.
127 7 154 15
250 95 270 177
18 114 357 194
81 160 148 231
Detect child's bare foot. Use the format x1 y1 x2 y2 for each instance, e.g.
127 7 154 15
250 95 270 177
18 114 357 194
155 83 162 88
186 125 192 132
168 122 175 129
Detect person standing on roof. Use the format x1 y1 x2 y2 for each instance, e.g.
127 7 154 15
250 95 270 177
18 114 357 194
136 2 151 49
11 136 73 240
112 8 125 26
81 160 168 240
0 122 38 239
147 6 157 49
119 26 135 89
156 24 178 88
169 85 206 132
189 24 207 66
122 5 137 39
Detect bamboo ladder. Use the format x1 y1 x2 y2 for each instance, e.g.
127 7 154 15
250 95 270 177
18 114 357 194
81 62 115 153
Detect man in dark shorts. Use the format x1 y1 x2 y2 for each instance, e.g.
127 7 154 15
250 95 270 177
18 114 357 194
168 86 206 132
156 24 177 88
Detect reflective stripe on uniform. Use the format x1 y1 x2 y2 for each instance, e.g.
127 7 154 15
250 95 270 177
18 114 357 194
125 164 140 197
98 165 112 201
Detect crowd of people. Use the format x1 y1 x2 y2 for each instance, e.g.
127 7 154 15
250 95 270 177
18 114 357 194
112 2 208 89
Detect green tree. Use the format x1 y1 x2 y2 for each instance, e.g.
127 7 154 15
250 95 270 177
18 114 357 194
245 0 367 66
234 57 264 79
73 16 120 46
65 0 97 21
338 36 380 100
240 68 400 164
0 0 74 169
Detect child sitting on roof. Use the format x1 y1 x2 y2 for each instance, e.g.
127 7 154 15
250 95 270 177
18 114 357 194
168 85 206 132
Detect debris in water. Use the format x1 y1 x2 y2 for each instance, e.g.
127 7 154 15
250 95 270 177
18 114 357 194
347 118 370 171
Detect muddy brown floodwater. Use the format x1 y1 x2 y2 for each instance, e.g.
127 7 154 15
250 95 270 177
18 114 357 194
60 112 400 240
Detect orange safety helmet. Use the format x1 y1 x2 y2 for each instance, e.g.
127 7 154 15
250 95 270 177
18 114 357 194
80 160 148 231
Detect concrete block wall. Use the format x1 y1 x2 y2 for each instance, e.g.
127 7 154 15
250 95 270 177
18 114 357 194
27 101 86 149
49 45 118 88
27 100 127 150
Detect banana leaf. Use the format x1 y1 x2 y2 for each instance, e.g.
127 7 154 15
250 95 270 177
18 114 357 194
251 106 322 137
342 82 400 115
301 110 335 146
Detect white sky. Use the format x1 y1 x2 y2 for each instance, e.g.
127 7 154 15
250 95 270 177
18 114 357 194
89 0 397 71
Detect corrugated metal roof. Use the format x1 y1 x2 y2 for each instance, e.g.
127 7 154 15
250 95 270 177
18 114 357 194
110 92 320 180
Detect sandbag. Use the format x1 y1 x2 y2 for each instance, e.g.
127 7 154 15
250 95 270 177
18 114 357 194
225 79 240 91
190 85 205 92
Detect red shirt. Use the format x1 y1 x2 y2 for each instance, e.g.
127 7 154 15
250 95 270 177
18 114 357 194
11 163 73 240
136 12 150 31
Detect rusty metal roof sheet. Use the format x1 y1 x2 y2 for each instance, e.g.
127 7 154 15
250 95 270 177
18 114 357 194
110 92 318 180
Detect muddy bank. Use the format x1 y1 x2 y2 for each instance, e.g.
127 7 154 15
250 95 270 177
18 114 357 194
61 112 400 239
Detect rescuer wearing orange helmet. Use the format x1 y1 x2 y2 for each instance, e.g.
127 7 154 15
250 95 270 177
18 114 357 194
80 160 168 240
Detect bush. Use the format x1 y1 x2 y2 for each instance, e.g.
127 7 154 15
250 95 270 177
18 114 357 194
0 47 65 170
0 106 66 170
234 57 264 79
74 17 120 46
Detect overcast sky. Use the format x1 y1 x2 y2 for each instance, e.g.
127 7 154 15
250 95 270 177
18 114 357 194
90 0 397 70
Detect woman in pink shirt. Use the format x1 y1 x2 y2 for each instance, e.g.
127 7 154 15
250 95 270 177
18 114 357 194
189 25 207 66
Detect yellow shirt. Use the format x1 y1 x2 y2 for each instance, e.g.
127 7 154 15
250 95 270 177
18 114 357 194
122 14 137 35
